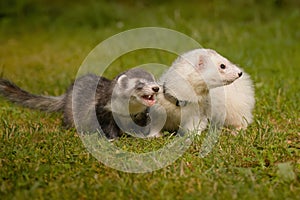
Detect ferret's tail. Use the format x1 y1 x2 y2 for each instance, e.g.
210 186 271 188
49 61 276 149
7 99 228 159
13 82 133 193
0 79 65 112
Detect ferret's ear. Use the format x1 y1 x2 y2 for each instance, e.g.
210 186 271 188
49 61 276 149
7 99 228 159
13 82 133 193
196 55 206 70
117 74 128 88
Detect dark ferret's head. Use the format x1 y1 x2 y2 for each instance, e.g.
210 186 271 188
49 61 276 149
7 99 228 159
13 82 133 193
115 68 160 109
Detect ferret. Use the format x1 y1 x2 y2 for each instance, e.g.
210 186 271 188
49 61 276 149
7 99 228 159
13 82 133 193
0 68 160 139
147 48 255 137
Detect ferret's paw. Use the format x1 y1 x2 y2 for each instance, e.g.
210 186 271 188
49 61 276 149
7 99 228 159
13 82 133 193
146 132 163 138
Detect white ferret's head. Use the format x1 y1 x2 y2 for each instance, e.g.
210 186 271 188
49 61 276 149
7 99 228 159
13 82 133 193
173 49 243 90
114 68 160 114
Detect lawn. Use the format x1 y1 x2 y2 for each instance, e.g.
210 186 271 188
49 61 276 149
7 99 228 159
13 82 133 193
0 0 299 199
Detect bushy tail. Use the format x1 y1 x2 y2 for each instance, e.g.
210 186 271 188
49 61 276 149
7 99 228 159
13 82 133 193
0 79 65 112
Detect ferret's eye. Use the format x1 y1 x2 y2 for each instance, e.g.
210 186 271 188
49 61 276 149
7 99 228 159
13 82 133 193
135 82 145 90
220 64 226 69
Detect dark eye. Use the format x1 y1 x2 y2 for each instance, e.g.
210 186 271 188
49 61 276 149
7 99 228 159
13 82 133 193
220 64 226 69
135 81 145 90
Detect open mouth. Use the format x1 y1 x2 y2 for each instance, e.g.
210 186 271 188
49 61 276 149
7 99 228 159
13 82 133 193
141 94 156 106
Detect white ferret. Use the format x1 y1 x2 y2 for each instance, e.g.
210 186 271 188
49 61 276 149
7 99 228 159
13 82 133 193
147 48 255 137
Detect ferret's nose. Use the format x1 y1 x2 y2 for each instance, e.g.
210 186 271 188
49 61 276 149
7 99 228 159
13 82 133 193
238 72 243 77
152 86 159 92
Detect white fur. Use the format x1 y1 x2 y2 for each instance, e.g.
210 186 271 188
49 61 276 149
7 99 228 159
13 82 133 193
210 72 255 129
147 48 255 137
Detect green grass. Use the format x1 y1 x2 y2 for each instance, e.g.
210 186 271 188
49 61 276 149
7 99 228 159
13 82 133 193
0 0 299 199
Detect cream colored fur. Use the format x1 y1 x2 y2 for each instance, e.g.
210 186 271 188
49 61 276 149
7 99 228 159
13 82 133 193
147 48 255 137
